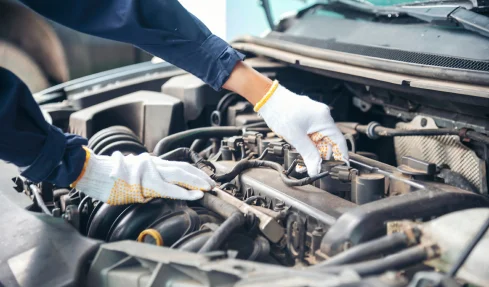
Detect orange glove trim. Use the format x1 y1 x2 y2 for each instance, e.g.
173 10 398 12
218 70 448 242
254 80 279 112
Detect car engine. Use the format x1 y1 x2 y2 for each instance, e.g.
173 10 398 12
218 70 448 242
10 58 489 287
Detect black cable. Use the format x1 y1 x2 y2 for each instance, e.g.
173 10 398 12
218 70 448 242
447 215 489 277
319 245 435 276
244 196 267 205
154 127 242 156
257 149 268 160
285 159 298 176
312 232 413 268
159 147 216 172
212 159 329 187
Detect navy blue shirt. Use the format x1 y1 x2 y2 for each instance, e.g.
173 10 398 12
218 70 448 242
1 0 244 186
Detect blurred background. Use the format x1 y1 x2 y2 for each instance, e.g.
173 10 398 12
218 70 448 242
1 0 408 93
0 0 312 93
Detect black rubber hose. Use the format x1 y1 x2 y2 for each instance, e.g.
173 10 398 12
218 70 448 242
88 126 136 149
159 147 216 172
248 236 271 261
211 92 242 126
213 160 329 187
198 193 245 253
78 196 93 213
154 127 242 156
190 139 206 152
318 246 434 276
92 134 142 155
312 232 413 268
198 213 244 253
98 140 147 156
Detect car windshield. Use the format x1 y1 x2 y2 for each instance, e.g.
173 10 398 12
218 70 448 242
268 0 436 21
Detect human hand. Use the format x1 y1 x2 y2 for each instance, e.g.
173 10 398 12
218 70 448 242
72 147 215 205
254 81 349 176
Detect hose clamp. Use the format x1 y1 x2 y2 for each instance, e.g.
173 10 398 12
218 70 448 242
366 122 381 139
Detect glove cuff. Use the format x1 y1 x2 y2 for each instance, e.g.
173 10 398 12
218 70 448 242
70 146 91 188
71 147 115 202
254 80 279 112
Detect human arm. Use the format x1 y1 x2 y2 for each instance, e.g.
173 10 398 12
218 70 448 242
18 0 347 176
0 68 213 203
19 0 244 91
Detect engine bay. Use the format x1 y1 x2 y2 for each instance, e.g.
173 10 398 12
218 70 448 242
8 58 489 286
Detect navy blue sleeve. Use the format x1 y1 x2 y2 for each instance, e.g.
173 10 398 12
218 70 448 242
0 68 86 186
2 0 245 187
20 0 244 90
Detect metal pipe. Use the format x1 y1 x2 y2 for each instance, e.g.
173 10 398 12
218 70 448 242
342 122 489 145
214 188 284 243
349 152 425 190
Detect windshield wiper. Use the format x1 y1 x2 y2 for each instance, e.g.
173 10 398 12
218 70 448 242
401 5 489 38
297 1 489 39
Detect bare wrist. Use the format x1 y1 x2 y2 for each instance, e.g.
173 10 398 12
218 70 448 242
222 61 273 105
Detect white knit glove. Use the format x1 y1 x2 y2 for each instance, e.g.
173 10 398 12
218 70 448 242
72 147 215 204
255 81 349 176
